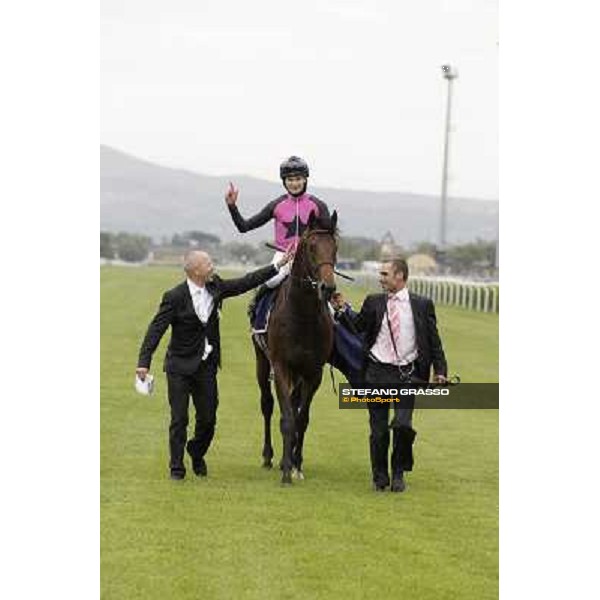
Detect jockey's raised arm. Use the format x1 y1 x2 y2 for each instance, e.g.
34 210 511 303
226 187 280 234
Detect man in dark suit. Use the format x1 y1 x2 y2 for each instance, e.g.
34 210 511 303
136 249 293 480
332 258 448 493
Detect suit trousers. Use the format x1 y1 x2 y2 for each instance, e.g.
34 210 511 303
365 361 417 486
166 360 219 475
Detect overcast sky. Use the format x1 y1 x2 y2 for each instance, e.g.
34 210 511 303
101 0 497 200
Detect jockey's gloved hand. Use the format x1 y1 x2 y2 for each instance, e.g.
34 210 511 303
276 246 295 269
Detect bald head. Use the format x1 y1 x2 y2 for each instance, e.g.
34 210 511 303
184 250 214 284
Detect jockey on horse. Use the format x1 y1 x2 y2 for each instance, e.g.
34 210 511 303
224 156 331 332
224 157 364 388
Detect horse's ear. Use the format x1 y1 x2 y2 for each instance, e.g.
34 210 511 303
330 210 337 230
308 210 317 229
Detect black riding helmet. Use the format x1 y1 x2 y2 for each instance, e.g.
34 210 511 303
280 156 309 196
280 156 309 180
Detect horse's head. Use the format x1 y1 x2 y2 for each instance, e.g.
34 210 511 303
293 210 338 302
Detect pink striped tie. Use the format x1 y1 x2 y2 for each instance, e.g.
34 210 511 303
387 295 401 363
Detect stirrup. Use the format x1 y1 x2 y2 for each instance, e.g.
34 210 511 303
253 332 269 355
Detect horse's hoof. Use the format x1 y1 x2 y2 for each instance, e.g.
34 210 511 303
291 468 305 480
262 459 273 469
281 472 292 485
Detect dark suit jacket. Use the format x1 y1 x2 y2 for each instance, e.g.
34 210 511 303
338 291 447 382
138 265 277 374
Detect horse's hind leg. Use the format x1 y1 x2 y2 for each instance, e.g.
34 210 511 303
253 336 274 468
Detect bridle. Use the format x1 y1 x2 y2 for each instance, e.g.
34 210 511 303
293 228 337 293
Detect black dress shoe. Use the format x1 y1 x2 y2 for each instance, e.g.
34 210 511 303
170 471 185 481
391 477 406 493
186 441 208 477
373 482 388 492
192 457 207 477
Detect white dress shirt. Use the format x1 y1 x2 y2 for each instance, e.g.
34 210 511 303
187 279 215 324
370 287 418 366
187 279 215 360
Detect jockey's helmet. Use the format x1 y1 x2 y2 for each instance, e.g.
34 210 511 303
280 156 309 180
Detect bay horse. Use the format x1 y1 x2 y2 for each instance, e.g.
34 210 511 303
252 210 338 484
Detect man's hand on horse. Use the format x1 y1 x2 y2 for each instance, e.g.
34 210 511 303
224 181 239 206
330 292 347 311
277 246 295 269
136 367 149 381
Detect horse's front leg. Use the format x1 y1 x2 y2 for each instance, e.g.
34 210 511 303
292 402 308 480
273 365 295 485
292 371 323 479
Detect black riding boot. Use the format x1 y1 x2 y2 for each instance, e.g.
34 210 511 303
248 284 270 320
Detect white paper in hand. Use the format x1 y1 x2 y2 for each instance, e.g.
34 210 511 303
202 340 213 361
135 374 155 396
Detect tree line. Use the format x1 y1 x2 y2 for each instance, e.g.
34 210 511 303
100 232 152 262
100 230 497 274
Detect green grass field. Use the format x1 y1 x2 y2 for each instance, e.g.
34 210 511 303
101 266 498 600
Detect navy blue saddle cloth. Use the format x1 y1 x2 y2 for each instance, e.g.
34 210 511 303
329 318 364 387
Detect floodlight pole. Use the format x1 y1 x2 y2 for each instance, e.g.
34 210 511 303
440 64 458 250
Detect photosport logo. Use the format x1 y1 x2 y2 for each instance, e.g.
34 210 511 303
338 383 499 409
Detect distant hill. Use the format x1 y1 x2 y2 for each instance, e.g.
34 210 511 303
100 145 498 246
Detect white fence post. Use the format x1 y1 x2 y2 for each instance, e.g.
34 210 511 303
483 287 490 312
